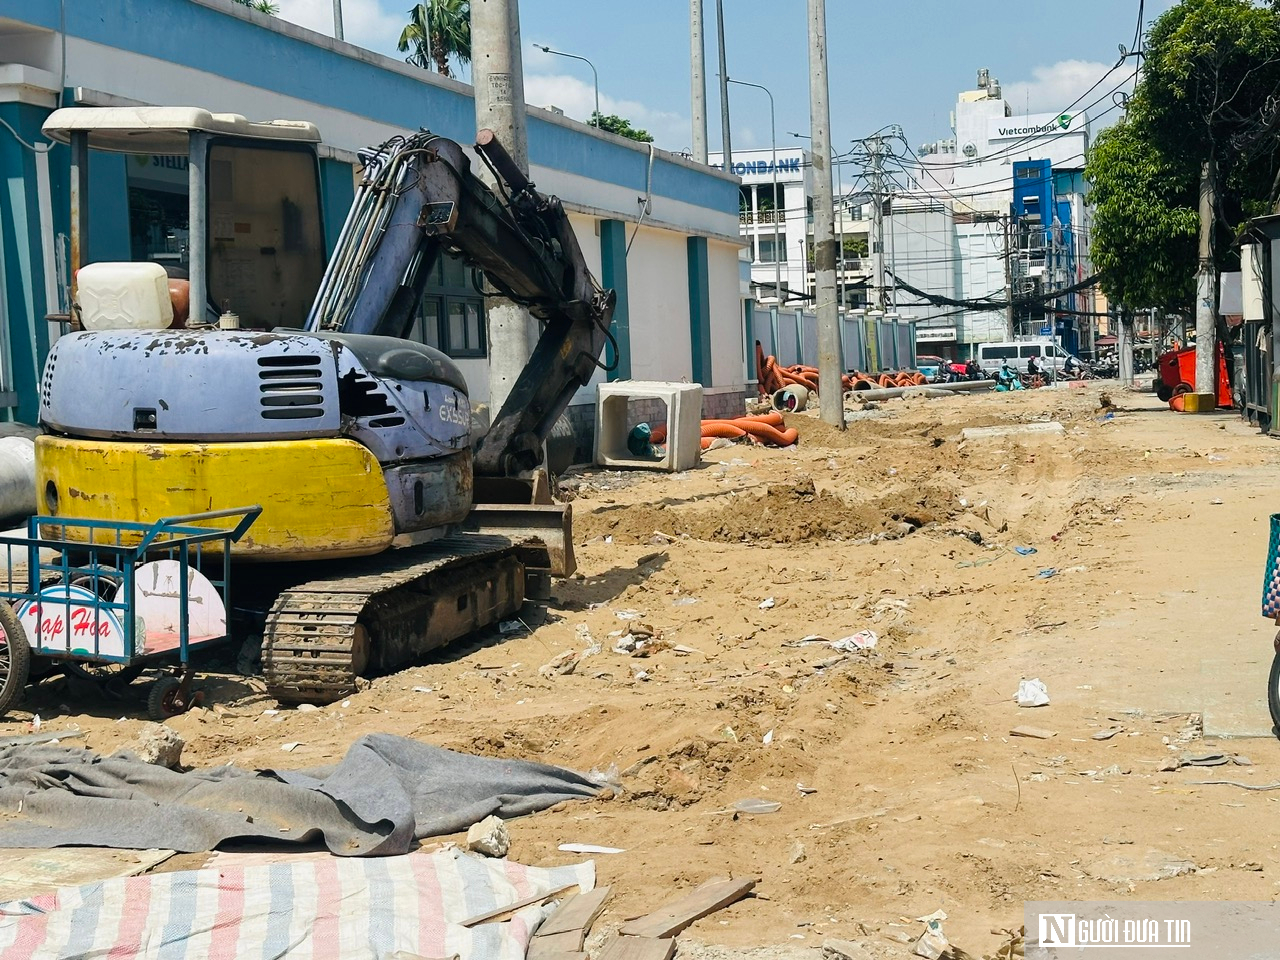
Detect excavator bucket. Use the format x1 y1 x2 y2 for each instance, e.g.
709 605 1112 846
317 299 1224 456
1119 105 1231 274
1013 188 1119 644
464 500 575 579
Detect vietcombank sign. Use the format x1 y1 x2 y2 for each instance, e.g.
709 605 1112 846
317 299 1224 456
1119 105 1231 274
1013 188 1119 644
988 111 1081 141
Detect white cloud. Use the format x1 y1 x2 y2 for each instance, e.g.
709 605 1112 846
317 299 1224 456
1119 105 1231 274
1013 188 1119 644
523 72 690 151
276 0 406 58
1002 60 1117 119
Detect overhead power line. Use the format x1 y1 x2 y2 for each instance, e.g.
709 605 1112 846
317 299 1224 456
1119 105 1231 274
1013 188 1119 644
888 270 1101 312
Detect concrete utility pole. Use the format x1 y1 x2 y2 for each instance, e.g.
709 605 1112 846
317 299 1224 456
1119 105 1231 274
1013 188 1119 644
868 135 887 312
472 0 533 417
690 0 708 163
1118 307 1135 387
807 0 842 429
1195 156 1218 394
715 0 731 166
1003 212 1016 340
332 0 344 39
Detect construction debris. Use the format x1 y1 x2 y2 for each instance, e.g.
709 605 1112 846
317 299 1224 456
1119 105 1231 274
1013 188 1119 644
117 722 184 769
617 876 757 938
1009 725 1057 739
465 815 510 858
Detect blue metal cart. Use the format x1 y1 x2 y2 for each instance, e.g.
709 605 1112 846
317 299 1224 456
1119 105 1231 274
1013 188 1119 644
0 507 261 721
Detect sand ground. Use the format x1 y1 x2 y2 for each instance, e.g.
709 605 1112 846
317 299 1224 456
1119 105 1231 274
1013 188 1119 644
9 382 1280 959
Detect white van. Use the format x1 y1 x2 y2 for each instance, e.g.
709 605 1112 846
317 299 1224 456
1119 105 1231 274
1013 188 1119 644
976 339 1082 376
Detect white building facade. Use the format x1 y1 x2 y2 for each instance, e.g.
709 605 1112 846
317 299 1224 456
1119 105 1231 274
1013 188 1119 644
710 148 813 307
897 69 1096 357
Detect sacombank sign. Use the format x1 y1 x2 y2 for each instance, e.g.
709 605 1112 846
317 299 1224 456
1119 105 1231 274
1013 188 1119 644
714 158 802 176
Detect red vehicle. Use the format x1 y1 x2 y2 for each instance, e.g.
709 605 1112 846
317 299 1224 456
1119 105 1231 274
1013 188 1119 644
1155 342 1232 408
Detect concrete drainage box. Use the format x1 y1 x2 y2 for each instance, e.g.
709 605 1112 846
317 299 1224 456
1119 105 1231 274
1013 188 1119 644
594 381 703 472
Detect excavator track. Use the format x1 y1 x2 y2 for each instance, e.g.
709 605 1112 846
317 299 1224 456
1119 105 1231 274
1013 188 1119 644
262 534 525 704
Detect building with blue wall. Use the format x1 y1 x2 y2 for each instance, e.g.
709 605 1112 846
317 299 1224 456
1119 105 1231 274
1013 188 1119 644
0 0 747 427
1011 159 1082 355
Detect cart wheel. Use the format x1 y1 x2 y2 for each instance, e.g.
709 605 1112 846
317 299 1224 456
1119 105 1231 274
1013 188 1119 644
147 676 189 722
1173 381 1193 397
1156 383 1173 402
65 662 147 700
0 604 30 719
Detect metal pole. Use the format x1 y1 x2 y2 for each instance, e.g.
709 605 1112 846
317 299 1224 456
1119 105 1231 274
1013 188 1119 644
332 0 344 39
715 0 731 164
68 130 88 328
729 79 778 309
807 0 842 428
475 0 533 415
690 0 708 162
887 186 897 310
1003 212 1015 340
534 46 599 127
591 61 599 127
188 132 208 326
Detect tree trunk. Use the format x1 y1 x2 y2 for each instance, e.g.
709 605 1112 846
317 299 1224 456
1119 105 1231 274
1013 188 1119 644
432 34 452 77
1118 308 1135 387
1195 156 1218 395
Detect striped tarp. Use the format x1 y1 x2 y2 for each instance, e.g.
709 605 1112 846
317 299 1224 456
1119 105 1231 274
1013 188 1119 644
0 848 594 959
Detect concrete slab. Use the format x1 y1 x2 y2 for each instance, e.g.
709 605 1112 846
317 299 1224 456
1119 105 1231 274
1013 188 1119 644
1200 657 1275 739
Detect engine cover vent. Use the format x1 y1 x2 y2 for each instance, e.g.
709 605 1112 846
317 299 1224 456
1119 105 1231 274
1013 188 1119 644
258 355 326 420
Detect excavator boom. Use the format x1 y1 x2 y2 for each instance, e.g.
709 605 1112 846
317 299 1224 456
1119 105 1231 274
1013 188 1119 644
307 130 615 481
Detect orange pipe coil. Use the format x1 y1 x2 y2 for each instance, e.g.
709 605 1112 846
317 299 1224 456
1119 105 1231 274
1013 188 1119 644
754 340 927 396
648 408 796 449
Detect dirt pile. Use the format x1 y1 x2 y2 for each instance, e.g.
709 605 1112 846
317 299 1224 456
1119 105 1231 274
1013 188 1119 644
579 479 958 545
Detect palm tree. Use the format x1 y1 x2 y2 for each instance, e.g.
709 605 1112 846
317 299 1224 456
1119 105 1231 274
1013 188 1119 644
232 0 280 14
398 1 471 78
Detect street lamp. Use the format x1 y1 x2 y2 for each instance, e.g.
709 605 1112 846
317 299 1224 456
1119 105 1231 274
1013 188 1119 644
726 76 780 311
534 44 599 128
792 131 848 312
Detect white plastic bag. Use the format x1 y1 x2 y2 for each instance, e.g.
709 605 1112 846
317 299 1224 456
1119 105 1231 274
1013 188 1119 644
1015 678 1050 707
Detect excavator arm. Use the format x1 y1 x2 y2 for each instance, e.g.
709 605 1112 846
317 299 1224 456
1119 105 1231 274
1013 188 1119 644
307 130 616 480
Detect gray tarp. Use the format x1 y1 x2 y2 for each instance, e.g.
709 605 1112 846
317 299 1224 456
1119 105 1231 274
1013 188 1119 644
0 733 607 856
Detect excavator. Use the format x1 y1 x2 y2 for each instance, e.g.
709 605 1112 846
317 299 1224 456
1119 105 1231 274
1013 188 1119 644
35 107 614 705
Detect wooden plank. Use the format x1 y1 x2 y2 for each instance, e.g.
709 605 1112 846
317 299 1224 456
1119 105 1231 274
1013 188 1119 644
617 877 756 938
598 937 676 960
536 885 612 938
527 931 585 958
459 882 581 927
0 847 174 901
1009 725 1057 739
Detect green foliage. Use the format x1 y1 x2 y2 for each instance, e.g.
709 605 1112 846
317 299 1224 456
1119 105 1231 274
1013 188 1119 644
842 235 869 258
232 0 279 14
1085 0 1280 310
399 0 471 77
1087 120 1199 311
1138 0 1280 169
590 112 654 142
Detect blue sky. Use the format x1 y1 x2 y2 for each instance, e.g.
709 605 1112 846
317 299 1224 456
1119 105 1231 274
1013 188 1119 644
277 0 1176 153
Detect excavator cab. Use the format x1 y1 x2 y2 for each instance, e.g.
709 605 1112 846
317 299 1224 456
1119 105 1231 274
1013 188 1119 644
43 107 327 330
